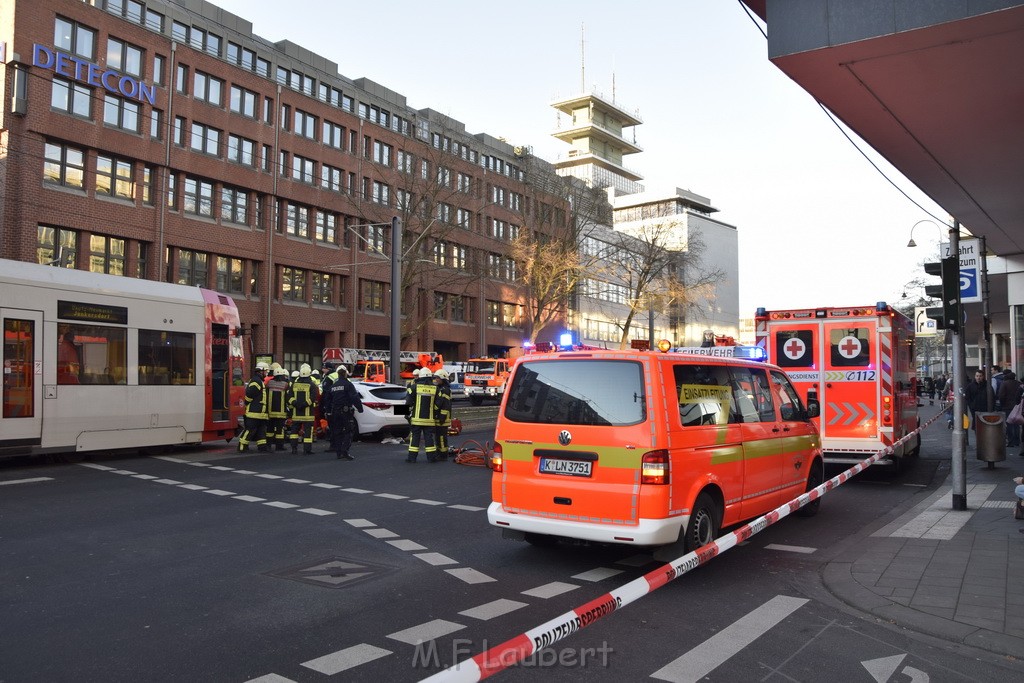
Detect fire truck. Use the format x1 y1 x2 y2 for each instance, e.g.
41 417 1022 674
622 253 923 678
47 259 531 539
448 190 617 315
464 356 513 406
321 348 443 383
755 303 920 470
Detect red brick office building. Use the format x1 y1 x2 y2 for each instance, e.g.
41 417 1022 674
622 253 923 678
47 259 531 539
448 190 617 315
0 0 569 369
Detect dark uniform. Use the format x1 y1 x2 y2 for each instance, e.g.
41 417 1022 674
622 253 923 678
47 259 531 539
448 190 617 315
326 367 363 460
319 363 341 448
288 364 320 453
406 368 440 462
433 370 453 460
238 363 270 452
266 368 291 450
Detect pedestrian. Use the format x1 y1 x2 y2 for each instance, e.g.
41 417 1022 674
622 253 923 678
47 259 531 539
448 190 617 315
991 365 1004 405
924 376 935 405
406 367 440 463
1014 476 1024 532
432 369 453 461
965 369 989 444
238 362 270 452
266 366 291 451
326 364 362 460
942 374 956 428
288 363 320 454
997 370 1023 450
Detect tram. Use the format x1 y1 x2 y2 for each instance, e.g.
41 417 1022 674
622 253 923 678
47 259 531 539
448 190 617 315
1 259 246 457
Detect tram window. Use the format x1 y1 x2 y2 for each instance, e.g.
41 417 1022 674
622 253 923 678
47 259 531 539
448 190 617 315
57 323 127 384
139 329 196 385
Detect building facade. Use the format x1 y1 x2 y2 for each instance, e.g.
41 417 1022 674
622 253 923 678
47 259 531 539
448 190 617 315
1 0 570 370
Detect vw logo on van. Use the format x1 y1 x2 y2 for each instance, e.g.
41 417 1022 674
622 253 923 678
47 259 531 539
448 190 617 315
558 430 572 446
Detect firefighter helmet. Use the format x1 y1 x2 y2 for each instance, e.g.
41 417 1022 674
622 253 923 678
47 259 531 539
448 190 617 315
255 362 270 372
434 369 450 380
300 363 312 377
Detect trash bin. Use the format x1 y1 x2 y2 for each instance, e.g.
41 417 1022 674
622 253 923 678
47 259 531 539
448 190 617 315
975 411 1006 466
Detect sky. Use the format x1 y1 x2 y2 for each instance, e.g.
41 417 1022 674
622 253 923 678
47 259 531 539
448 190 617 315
211 0 947 317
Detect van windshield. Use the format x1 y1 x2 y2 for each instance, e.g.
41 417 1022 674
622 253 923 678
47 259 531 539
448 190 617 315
503 360 645 426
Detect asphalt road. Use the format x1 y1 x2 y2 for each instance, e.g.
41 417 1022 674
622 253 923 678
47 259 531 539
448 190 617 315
2 415 1022 682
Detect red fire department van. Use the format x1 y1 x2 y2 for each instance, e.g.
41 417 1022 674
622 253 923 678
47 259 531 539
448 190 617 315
755 303 919 470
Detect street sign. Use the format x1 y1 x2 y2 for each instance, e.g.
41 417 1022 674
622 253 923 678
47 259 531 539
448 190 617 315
914 307 937 337
941 238 982 304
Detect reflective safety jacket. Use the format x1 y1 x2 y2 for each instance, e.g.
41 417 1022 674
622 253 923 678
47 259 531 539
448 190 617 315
289 376 319 422
407 377 439 426
435 379 452 427
266 375 290 419
244 376 268 419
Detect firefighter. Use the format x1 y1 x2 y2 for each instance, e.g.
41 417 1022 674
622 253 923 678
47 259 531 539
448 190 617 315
433 368 453 461
238 362 270 452
406 367 440 463
326 365 362 460
288 363 320 454
266 366 291 450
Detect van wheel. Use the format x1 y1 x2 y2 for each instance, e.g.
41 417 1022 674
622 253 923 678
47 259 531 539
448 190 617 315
684 493 720 553
797 460 823 517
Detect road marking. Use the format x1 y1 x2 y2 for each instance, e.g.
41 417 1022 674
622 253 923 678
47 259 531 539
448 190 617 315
112 469 137 475
650 595 808 682
375 493 408 500
410 498 445 506
245 674 297 682
445 568 497 584
179 484 207 491
888 484 996 540
387 619 465 645
342 487 373 494
301 643 392 675
387 539 428 551
311 483 341 489
282 478 311 484
203 489 236 496
153 456 188 463
132 474 159 480
209 466 235 471
0 477 54 486
298 508 335 516
255 474 284 479
414 552 457 566
521 581 578 599
264 501 300 509
448 504 486 512
765 544 816 554
365 528 400 539
572 567 624 582
233 469 257 475
153 478 182 485
234 495 267 503
187 462 213 467
79 463 115 470
345 518 376 528
458 599 528 621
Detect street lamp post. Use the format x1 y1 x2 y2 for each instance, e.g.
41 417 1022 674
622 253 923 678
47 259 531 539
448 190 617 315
389 216 402 385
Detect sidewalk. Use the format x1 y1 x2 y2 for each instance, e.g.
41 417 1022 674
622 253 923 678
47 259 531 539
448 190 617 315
822 414 1024 658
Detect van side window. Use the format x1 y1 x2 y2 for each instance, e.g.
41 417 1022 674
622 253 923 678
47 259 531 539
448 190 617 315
728 366 776 423
770 370 807 421
673 364 735 426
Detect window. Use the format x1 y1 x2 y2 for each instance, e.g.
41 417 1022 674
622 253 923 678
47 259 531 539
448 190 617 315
215 257 244 294
457 172 472 194
433 292 447 320
89 234 126 275
435 202 452 224
291 155 315 183
829 327 871 367
173 116 186 146
54 17 96 60
395 188 411 211
229 85 257 117
367 224 386 253
774 331 814 368
57 323 127 386
318 83 345 108
487 301 500 325
673 363 734 427
315 212 337 243
103 95 141 133
177 249 208 286
220 186 248 224
311 272 333 305
43 143 85 189
487 253 502 279
183 178 214 217
278 69 314 96
437 166 450 187
263 97 274 125
149 109 162 139
363 281 385 312
171 20 189 43
281 267 306 301
433 240 448 267
323 120 345 149
398 150 414 173
189 27 221 56
372 181 390 205
321 164 343 192
138 329 195 386
142 166 154 205
492 186 506 206
37 225 77 268
451 296 466 323
453 245 467 270
175 64 188 94
193 71 223 106
145 8 163 32
728 366 777 424
190 122 221 155
96 155 134 199
294 109 317 139
135 243 149 278
51 78 91 118
770 370 808 422
227 134 256 166
373 140 392 166
227 42 259 73
106 37 143 77
167 172 178 210
286 204 310 238
456 208 471 229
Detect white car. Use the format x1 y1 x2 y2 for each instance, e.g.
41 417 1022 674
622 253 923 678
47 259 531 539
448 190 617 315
351 381 409 439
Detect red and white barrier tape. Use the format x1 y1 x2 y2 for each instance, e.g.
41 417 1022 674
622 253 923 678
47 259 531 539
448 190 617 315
422 411 945 682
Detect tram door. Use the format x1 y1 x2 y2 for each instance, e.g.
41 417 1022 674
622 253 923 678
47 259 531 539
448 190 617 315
1 309 43 443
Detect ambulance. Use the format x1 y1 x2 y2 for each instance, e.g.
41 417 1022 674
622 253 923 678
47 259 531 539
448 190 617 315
754 303 919 470
488 347 824 548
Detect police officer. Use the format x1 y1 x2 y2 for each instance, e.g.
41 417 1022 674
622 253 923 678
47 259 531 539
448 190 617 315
433 369 453 460
319 361 340 447
288 363 320 454
266 366 291 450
406 367 440 463
326 365 363 460
238 362 270 452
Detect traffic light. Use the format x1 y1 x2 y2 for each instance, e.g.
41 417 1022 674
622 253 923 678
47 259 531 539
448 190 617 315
924 256 961 331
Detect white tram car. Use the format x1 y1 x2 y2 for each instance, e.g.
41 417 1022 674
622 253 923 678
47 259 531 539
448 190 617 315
1 259 246 456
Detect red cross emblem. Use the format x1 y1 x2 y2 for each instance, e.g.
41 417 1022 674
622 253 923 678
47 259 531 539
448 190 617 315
783 338 806 360
837 336 862 359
